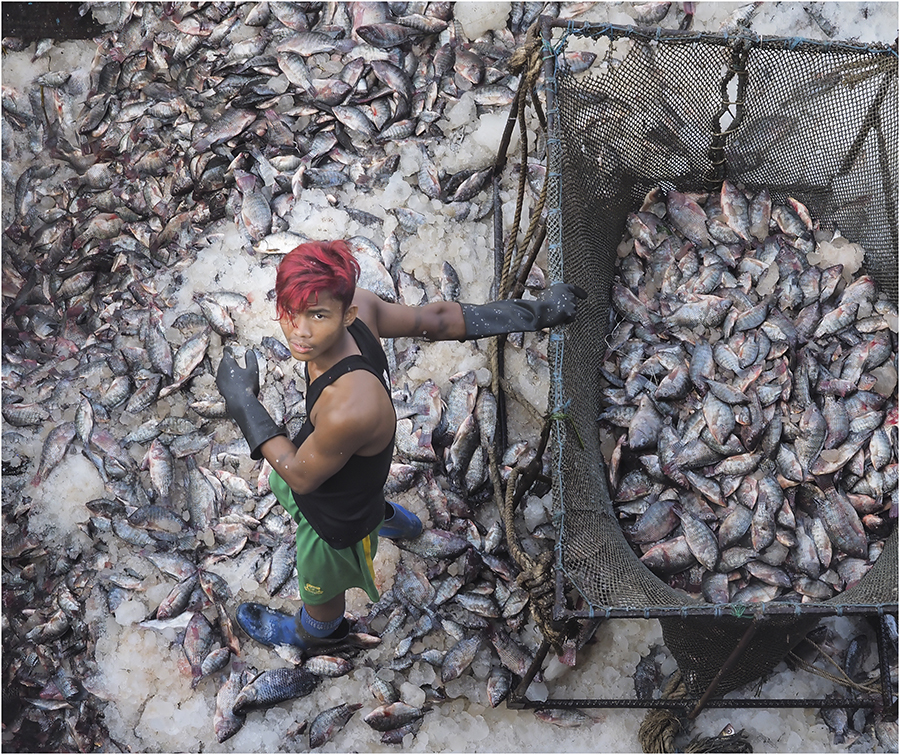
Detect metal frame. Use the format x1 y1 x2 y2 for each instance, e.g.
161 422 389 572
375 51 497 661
507 613 898 718
532 14 899 719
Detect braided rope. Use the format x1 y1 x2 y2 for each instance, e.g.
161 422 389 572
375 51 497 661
500 20 547 300
483 20 573 661
488 22 546 414
638 671 687 753
495 459 568 654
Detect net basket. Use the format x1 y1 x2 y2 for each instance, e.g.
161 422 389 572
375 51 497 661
543 23 898 697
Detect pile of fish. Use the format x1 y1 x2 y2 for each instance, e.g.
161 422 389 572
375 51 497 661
599 180 898 604
4 2 897 752
1 1 604 751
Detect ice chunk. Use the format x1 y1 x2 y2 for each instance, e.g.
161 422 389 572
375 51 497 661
455 2 512 41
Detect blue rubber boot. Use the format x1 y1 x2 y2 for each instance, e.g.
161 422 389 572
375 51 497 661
378 501 423 540
235 603 349 649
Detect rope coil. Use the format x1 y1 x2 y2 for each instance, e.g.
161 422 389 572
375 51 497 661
638 672 687 753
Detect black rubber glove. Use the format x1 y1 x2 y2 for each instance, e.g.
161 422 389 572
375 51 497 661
460 282 587 340
215 347 285 460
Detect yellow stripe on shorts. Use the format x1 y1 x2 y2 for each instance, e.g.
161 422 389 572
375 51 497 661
362 532 376 582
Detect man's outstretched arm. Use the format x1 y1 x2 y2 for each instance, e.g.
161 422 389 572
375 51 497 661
354 283 586 341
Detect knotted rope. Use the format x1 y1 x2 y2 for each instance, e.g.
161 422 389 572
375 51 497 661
638 671 687 753
486 20 551 411
492 456 568 655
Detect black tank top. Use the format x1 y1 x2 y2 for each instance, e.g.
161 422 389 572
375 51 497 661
290 319 395 549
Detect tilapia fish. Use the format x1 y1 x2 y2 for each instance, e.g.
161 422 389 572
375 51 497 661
363 702 427 732
308 702 362 749
232 667 319 713
600 181 897 604
214 663 250 743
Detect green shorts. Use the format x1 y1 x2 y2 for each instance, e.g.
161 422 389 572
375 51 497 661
269 470 382 606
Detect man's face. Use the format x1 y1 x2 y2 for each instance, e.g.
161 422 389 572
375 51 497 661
278 290 356 362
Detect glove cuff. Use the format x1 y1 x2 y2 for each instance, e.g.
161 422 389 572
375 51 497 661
459 300 541 340
248 423 286 461
229 397 286 460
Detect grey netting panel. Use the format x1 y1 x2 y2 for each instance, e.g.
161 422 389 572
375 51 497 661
726 45 898 301
544 26 897 696
659 612 823 697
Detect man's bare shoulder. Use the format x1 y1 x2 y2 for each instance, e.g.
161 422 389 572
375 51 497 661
351 288 383 336
311 370 392 441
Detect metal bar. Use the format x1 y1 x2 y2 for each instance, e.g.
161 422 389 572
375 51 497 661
507 697 884 710
493 86 524 180
508 639 552 706
491 174 502 300
554 567 565 621
553 603 899 620
873 84 899 275
688 620 759 719
539 18 897 55
540 12 572 625
872 614 898 711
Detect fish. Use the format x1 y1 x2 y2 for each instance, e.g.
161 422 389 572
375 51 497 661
303 655 353 678
308 702 362 749
144 438 174 507
266 539 296 596
399 528 470 560
369 675 400 705
534 708 596 727
486 664 513 707
214 662 250 743
159 329 210 398
2 401 52 427
182 612 216 688
673 504 719 570
195 294 236 338
441 633 484 683
185 455 219 532
817 485 868 559
625 498 677 544
820 693 850 744
232 667 319 713
379 718 424 745
30 422 77 486
156 573 200 621
362 702 426 732
489 624 542 681
630 3 672 24
442 371 478 442
192 108 258 152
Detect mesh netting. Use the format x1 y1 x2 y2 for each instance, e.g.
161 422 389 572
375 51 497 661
544 26 898 697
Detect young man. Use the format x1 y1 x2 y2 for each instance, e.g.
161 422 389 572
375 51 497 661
215 240 584 651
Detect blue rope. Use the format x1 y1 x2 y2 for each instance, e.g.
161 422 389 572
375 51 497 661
550 396 572 417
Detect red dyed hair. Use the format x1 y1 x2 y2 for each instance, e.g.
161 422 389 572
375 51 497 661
275 240 360 318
